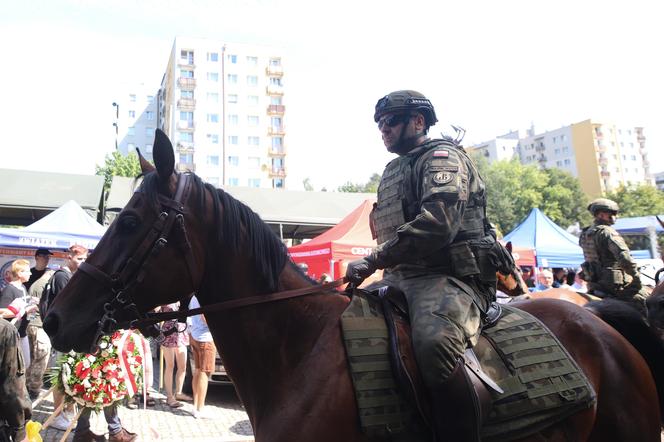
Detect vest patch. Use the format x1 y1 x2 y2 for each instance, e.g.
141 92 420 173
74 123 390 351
433 150 449 157
432 171 454 185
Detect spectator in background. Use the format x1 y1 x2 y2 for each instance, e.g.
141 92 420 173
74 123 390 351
520 267 535 288
533 269 554 292
0 259 36 368
188 295 216 419
159 302 190 409
571 269 588 293
25 248 52 291
25 268 54 400
552 268 567 288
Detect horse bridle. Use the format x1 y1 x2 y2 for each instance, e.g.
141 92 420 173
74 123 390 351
78 173 198 345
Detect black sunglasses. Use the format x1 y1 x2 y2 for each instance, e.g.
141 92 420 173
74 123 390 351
378 114 413 130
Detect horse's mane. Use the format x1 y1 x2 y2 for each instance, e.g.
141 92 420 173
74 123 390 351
140 172 288 292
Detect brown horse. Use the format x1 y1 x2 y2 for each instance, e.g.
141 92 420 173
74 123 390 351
44 130 663 441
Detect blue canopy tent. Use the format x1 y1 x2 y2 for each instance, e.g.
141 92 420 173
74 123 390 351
613 215 664 234
0 200 105 250
503 208 584 268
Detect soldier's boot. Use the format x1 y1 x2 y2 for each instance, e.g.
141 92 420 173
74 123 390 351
430 359 489 442
72 429 106 442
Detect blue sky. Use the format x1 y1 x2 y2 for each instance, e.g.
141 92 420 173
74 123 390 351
1 0 662 190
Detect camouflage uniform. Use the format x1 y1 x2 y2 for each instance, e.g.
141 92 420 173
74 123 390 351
370 139 498 387
25 270 54 397
579 220 648 313
0 320 31 441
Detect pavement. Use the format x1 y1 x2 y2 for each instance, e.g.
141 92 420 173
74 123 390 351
31 386 254 442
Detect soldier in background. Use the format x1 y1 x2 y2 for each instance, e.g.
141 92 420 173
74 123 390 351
579 198 648 314
346 90 510 441
0 313 31 442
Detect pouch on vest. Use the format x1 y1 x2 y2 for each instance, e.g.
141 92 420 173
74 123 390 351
448 241 481 278
580 262 597 282
602 268 625 286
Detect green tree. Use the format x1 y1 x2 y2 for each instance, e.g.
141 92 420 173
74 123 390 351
604 184 664 217
540 168 590 228
95 151 141 193
338 173 381 193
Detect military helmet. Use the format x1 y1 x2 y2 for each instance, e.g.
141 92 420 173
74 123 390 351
374 90 438 127
587 198 619 215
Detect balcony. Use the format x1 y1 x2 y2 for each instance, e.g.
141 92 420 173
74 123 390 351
177 77 197 89
177 60 196 69
596 144 606 153
176 141 194 152
601 171 610 178
177 98 196 110
268 147 286 156
268 126 285 136
598 157 608 166
267 104 286 115
266 65 283 76
266 85 284 96
176 163 196 173
269 167 287 178
177 120 195 131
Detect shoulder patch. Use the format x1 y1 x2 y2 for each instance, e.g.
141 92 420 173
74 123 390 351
433 150 449 158
432 171 455 185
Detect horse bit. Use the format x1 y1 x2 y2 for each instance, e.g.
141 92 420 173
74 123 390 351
77 173 198 346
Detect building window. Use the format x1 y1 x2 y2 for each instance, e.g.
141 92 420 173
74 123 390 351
180 50 194 64
247 75 258 86
207 72 219 82
271 116 282 128
227 74 238 84
228 156 239 167
146 111 154 120
145 127 153 137
228 115 239 125
247 115 259 126
228 94 238 104
247 157 260 168
556 160 562 167
227 54 237 64
272 137 283 148
179 153 193 164
247 95 259 105
269 57 281 66
145 144 153 153
207 155 219 166
207 92 219 102
128 143 135 151
181 90 194 99
128 127 135 136
273 178 284 188
228 135 238 145
228 177 239 186
207 113 219 123
270 96 282 105
209 134 219 144
147 95 154 103
631 155 637 161
269 77 282 86
560 134 567 141
564 159 570 166
128 110 136 118
248 136 260 146
246 56 258 65
180 69 194 78
207 52 218 62
180 111 194 121
554 148 560 155
248 178 261 188
179 132 193 142
129 94 136 102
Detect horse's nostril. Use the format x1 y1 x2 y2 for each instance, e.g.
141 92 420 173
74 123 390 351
43 313 60 338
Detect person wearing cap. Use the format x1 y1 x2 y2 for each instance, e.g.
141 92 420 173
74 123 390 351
345 90 508 441
579 198 648 313
25 248 53 291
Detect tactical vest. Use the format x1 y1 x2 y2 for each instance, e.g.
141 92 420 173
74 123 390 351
371 140 495 279
579 224 630 288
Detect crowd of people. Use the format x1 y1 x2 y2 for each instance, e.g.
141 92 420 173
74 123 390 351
0 246 218 442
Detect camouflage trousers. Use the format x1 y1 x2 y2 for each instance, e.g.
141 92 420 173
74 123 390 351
381 271 488 389
26 325 51 394
588 282 649 316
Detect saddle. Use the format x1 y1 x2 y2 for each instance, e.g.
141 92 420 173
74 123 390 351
340 287 596 441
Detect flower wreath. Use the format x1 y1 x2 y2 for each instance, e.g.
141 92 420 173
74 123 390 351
54 330 144 410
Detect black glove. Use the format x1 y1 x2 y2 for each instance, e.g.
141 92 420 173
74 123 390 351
346 256 378 285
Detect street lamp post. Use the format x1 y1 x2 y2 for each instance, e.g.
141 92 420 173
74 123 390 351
112 102 119 151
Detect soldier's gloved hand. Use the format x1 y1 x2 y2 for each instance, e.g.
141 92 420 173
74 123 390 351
346 256 378 285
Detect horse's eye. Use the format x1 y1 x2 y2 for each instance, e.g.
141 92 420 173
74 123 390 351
117 215 140 233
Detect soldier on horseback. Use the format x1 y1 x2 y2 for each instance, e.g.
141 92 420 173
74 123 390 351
579 198 649 314
346 90 508 441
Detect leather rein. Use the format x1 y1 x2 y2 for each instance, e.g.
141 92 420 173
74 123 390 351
77 172 348 342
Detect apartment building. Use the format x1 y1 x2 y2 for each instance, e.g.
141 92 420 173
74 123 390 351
654 171 664 191
468 119 653 197
159 37 286 189
467 130 520 163
114 83 160 161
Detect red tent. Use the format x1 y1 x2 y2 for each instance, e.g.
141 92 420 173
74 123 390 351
288 199 378 281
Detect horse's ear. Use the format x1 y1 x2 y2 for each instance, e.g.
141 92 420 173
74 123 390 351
506 241 513 253
136 147 155 174
153 129 175 180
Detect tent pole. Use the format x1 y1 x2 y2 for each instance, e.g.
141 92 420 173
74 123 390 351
279 223 284 241
647 225 658 259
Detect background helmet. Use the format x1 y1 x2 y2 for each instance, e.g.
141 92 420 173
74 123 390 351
374 90 438 127
587 198 619 215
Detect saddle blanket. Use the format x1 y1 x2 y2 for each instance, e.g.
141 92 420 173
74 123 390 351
340 292 597 441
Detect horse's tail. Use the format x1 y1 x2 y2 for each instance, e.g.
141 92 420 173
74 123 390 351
586 299 664 423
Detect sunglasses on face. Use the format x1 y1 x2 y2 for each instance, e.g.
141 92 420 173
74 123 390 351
378 114 413 130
